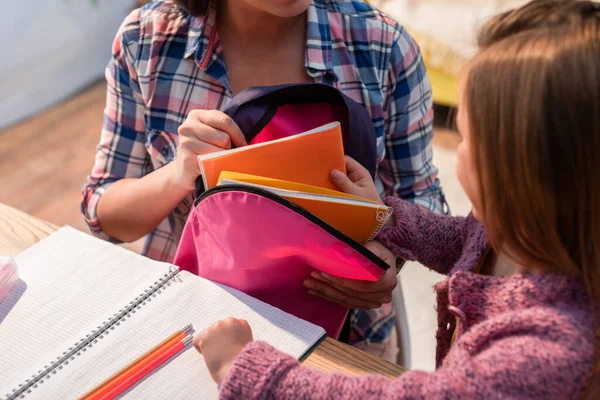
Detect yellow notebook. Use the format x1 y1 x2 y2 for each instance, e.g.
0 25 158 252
217 171 392 244
198 122 346 190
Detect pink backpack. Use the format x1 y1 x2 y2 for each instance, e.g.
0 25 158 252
174 84 388 338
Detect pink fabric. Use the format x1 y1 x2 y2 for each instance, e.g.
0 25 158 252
174 190 386 338
249 103 345 144
218 198 596 399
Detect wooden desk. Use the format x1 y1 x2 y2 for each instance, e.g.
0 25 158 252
0 203 406 379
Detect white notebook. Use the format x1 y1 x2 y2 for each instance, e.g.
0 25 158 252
0 227 326 399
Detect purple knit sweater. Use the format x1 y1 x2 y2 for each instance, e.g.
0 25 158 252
219 198 596 399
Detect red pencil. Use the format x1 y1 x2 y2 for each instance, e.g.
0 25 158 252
79 325 192 400
99 334 193 400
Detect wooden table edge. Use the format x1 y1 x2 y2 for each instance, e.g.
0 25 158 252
0 202 406 379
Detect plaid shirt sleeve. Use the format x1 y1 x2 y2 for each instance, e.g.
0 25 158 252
81 11 151 241
378 26 443 213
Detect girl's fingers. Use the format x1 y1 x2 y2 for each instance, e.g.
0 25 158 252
344 156 367 174
344 156 371 182
193 331 207 353
330 169 359 193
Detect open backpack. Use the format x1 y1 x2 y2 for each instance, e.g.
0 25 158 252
174 83 389 338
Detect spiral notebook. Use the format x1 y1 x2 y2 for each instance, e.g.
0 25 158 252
217 171 392 244
0 227 326 399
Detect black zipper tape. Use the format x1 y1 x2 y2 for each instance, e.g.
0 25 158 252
195 185 390 271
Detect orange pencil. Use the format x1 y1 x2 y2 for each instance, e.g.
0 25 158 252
100 335 193 400
79 324 192 400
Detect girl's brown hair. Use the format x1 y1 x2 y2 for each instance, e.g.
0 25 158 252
174 0 210 16
464 0 600 395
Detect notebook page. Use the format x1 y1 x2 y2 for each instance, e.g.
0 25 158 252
219 179 387 207
0 227 172 392
34 271 326 399
217 172 378 203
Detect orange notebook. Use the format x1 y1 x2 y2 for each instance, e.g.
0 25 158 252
217 171 392 244
197 122 346 190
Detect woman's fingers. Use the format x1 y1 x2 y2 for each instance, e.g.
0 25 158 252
312 268 397 294
305 280 382 310
174 109 247 191
304 276 394 306
190 110 247 148
189 125 233 149
179 132 228 155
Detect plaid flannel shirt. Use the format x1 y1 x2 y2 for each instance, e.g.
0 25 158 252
82 0 443 347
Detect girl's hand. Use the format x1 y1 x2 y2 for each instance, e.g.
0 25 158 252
194 317 254 385
331 156 395 226
330 156 383 204
303 241 398 310
174 110 247 191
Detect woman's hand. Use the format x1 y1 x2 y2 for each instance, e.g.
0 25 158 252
303 241 398 310
174 110 248 191
330 156 383 204
194 317 254 385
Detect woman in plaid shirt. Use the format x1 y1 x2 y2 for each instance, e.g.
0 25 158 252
82 0 444 361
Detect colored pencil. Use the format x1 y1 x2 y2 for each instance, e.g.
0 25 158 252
79 324 192 400
99 334 193 400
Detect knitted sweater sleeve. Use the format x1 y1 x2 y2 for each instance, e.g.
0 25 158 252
219 339 590 400
376 197 479 274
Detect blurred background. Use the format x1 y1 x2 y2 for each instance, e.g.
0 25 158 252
0 0 527 371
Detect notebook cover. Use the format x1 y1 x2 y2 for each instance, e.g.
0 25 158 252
198 122 346 190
